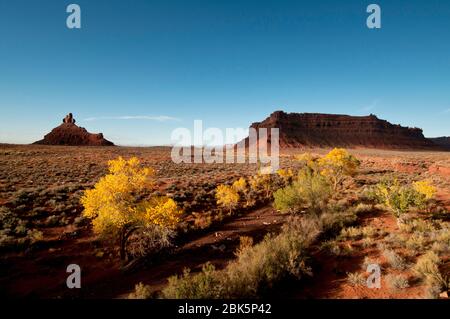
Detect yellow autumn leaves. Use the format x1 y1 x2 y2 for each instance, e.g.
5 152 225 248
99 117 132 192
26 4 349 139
318 148 360 191
214 173 275 214
81 151 438 257
215 184 240 214
81 157 182 239
413 180 437 200
374 179 437 218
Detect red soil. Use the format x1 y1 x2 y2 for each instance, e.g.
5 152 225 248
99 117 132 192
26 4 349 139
0 206 287 298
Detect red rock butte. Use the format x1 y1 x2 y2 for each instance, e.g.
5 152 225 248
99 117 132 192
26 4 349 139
244 111 444 150
33 113 114 146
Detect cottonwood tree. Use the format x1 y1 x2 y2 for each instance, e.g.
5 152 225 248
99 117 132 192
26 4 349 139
318 148 360 191
81 157 182 261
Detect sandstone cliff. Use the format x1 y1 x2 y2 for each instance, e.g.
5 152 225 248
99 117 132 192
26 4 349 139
245 111 440 150
429 137 450 150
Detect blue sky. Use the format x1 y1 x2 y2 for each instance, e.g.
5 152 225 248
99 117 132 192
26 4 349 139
0 0 449 145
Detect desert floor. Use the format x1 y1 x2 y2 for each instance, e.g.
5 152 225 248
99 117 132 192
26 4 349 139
0 145 449 299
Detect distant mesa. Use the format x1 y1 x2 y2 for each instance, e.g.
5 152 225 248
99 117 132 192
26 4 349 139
429 136 450 150
243 111 446 150
33 113 114 146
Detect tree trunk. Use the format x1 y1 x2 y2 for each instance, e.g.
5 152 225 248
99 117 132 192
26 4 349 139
120 225 141 262
119 228 126 261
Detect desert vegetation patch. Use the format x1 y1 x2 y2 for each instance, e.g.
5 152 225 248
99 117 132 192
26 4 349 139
0 145 449 299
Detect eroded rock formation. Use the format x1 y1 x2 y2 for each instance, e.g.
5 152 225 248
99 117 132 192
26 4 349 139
63 113 76 124
34 113 114 146
243 111 441 150
429 136 450 150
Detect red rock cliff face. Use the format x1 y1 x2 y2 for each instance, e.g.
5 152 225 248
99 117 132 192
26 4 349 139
33 114 114 146
246 111 439 150
429 137 450 150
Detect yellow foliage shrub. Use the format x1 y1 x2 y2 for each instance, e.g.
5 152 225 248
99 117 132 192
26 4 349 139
375 179 429 218
277 168 294 185
249 173 273 199
215 184 240 213
81 157 181 260
232 177 247 193
294 152 318 167
81 157 155 234
318 148 360 190
140 197 182 229
413 180 437 200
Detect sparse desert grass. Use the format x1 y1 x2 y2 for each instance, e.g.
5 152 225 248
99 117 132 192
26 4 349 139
346 272 366 286
412 251 449 298
162 206 360 298
361 237 375 248
321 240 353 257
399 218 436 233
320 240 341 256
413 252 448 289
128 282 155 299
0 206 43 251
319 209 358 236
339 226 363 240
339 225 378 240
353 202 374 215
162 215 321 299
382 249 408 270
382 232 401 245
234 235 254 257
361 225 378 238
385 274 410 290
431 242 449 255
405 232 428 251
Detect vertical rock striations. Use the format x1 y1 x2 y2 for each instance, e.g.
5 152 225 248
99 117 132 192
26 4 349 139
245 111 441 150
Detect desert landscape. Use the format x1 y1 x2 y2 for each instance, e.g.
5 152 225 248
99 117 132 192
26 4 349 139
1 113 449 299
1 2 449 305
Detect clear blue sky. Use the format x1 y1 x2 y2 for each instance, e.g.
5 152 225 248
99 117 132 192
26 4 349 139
1 0 449 145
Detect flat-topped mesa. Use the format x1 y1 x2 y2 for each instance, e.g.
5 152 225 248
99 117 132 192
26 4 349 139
245 111 440 150
33 113 114 146
429 136 450 150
